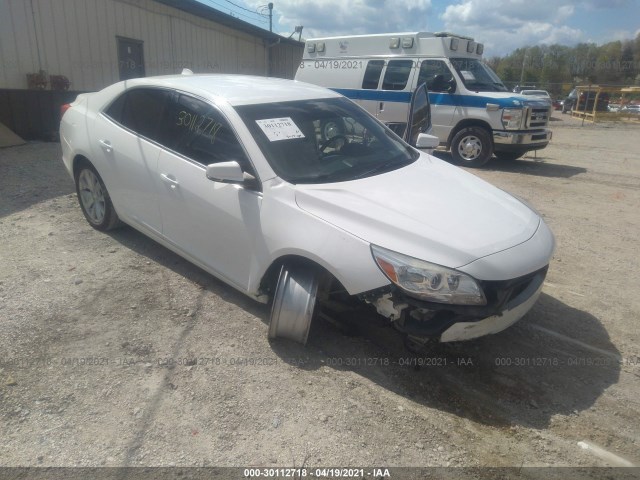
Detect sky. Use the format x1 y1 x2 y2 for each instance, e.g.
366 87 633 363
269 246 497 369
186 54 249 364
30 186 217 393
198 0 640 57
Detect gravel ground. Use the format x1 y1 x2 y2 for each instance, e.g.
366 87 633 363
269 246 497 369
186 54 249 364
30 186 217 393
0 114 639 476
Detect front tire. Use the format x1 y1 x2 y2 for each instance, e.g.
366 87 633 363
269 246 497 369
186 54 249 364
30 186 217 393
450 127 492 167
268 264 320 345
75 161 122 231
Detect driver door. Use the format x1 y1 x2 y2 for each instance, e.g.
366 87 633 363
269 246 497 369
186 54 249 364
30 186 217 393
155 93 262 291
405 83 433 146
417 59 458 140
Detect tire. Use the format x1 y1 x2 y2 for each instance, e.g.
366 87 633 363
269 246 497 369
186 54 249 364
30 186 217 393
74 161 122 231
494 151 525 161
450 126 492 167
268 264 320 345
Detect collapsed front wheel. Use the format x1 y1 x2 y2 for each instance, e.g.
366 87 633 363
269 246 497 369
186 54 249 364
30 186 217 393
75 161 122 231
450 127 492 168
268 264 320 345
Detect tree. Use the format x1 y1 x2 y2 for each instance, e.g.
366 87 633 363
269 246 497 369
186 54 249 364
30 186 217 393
487 35 639 92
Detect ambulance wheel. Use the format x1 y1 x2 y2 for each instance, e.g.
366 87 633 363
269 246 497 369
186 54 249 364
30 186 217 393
451 127 492 168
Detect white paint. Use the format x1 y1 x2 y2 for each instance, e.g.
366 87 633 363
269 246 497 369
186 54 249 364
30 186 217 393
440 284 543 342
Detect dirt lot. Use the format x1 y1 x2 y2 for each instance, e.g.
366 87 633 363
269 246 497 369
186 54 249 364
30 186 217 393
1 114 639 474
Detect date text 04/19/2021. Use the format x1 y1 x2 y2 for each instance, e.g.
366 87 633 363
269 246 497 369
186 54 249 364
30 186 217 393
243 467 391 478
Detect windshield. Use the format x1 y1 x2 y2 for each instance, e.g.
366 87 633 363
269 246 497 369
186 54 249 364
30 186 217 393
450 58 508 92
522 90 549 97
235 97 418 184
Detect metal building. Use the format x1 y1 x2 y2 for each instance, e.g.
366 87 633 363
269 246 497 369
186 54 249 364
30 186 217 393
0 0 304 138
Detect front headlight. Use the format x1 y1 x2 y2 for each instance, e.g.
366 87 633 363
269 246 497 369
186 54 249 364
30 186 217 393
501 108 524 130
371 245 487 305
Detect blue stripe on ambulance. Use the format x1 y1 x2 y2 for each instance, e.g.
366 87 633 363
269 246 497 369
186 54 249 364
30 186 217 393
330 88 526 109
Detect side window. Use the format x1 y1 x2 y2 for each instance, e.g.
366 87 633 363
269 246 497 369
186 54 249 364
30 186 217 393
418 60 455 93
362 60 384 89
104 93 127 123
104 89 169 142
162 94 249 167
381 60 414 91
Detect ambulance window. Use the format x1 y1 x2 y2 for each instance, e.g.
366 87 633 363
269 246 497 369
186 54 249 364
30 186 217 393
382 60 414 90
362 60 384 89
418 60 455 93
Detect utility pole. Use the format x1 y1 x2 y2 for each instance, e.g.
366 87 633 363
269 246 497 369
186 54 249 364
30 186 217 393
268 3 273 32
519 49 527 89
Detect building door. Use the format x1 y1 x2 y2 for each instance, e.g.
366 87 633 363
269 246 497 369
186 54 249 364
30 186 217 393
117 37 145 81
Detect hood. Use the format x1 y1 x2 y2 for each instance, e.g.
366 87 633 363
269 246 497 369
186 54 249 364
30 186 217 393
486 92 552 109
433 92 551 110
295 155 540 270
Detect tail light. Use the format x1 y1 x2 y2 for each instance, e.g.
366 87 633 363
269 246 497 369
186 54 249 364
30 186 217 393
60 103 71 119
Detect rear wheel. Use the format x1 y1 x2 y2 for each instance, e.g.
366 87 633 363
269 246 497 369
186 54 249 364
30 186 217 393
75 161 122 231
494 151 526 161
450 126 492 167
268 264 320 345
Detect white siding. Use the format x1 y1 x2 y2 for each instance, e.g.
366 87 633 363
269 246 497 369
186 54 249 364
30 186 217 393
0 0 300 91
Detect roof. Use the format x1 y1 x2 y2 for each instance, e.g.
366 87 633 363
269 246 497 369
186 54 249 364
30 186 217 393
154 0 303 47
122 74 340 106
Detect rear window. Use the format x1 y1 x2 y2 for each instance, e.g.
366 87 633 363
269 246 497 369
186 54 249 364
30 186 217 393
104 88 169 142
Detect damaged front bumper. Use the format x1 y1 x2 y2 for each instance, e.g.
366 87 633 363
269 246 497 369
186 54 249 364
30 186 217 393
364 266 547 342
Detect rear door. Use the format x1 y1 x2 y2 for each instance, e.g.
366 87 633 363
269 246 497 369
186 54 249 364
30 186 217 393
94 88 168 233
375 59 416 138
357 59 385 117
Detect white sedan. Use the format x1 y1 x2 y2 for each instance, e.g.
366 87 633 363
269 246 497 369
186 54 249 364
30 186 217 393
60 73 554 348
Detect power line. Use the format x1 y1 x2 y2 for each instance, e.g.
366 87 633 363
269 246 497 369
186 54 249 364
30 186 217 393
199 0 268 24
224 0 268 17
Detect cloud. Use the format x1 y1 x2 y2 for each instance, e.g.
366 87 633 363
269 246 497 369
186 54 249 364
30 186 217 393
583 0 633 8
257 0 432 38
440 0 584 55
442 0 575 27
245 0 633 57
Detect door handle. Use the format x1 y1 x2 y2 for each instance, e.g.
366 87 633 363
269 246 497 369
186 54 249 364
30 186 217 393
379 102 384 112
99 139 112 153
160 173 179 189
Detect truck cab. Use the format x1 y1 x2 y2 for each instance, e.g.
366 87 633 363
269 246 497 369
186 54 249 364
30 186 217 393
295 32 552 167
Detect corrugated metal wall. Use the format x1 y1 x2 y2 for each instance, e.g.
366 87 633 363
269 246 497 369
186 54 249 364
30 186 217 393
0 0 302 91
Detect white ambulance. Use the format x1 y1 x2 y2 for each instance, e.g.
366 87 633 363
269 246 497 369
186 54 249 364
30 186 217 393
295 32 552 167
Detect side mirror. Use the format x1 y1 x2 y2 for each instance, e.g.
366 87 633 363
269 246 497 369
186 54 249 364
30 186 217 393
415 133 439 151
206 161 250 184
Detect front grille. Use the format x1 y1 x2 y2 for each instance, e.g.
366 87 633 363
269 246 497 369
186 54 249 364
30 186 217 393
480 266 548 311
526 107 550 128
